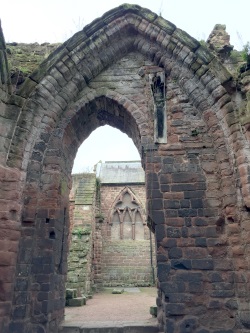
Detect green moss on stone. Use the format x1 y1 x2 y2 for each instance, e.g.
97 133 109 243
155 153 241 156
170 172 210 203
72 226 91 236
210 57 232 84
173 28 199 51
154 16 176 35
150 306 157 317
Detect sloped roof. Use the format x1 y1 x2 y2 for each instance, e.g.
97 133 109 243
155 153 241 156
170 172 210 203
98 161 145 184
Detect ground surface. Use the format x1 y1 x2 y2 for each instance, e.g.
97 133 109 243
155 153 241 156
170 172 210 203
63 287 157 325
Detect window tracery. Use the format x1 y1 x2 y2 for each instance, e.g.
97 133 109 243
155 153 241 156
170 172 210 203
109 187 145 240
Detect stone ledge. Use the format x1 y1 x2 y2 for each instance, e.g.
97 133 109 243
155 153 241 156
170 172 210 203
60 319 158 333
67 297 86 307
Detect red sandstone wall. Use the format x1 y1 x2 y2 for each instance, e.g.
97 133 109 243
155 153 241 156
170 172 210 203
100 184 146 230
99 184 155 286
0 166 23 332
101 239 154 287
1 6 250 332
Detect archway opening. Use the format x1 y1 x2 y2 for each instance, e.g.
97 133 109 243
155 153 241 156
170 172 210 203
65 125 157 325
4 3 249 333
72 125 141 173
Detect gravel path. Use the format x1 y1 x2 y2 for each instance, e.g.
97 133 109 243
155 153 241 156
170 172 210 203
64 287 157 325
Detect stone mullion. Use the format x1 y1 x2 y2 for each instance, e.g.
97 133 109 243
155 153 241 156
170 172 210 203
117 209 124 239
129 208 136 240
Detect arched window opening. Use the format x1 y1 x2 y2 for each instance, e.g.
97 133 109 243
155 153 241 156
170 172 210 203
110 187 145 241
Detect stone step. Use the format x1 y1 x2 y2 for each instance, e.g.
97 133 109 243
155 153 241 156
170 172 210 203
60 321 159 333
67 296 86 306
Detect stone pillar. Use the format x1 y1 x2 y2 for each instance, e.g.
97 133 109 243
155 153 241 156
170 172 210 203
144 141 238 332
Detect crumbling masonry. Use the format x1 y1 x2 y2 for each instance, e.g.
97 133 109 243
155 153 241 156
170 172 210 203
1 4 250 333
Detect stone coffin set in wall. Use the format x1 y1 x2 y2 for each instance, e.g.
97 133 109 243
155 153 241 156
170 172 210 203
1 4 250 333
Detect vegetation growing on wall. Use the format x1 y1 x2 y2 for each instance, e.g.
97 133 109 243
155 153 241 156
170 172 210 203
72 226 91 238
6 42 60 90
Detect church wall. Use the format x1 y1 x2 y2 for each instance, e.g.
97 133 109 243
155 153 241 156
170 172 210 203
66 174 96 297
99 183 156 287
1 5 250 332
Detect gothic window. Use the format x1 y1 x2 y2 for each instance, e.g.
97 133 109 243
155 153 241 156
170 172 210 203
110 187 145 240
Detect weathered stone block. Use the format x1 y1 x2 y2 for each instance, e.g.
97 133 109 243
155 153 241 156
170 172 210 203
171 259 192 270
112 288 124 294
210 290 235 298
178 208 198 217
12 305 26 319
160 281 185 293
191 199 204 209
164 200 180 209
175 272 203 282
168 247 182 259
184 191 205 199
65 289 77 300
157 263 171 282
188 281 203 293
151 210 165 224
68 297 86 307
192 259 214 270
154 16 175 35
161 238 177 248
180 199 190 208
239 311 250 328
150 306 157 317
225 299 238 310
172 172 205 183
165 303 186 316
151 199 163 210
195 238 207 247
179 317 198 333
167 227 181 238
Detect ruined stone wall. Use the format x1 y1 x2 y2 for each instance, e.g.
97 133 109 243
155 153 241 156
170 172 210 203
99 184 155 287
102 240 154 287
1 4 250 333
0 22 25 333
0 20 11 100
68 178 154 289
67 225 93 296
100 184 146 224
145 76 239 331
66 174 96 296
100 184 148 243
6 42 60 93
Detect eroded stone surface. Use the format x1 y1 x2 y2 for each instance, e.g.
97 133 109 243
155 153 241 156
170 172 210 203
0 4 250 333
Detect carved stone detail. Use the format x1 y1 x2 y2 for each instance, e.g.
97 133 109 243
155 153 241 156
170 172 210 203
149 70 167 143
109 187 145 240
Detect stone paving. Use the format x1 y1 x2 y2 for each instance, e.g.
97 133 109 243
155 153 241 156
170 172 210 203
62 287 157 329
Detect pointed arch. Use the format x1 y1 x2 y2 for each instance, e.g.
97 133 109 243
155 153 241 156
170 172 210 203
6 4 250 206
109 186 145 240
2 4 250 333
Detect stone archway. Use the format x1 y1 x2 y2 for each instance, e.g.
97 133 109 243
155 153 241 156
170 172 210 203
1 4 250 333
